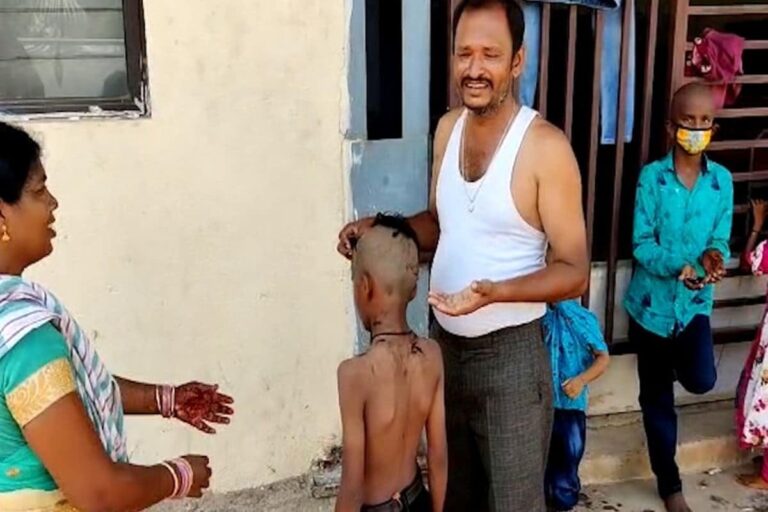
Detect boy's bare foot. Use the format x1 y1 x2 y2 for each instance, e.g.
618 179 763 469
664 492 692 512
737 472 768 490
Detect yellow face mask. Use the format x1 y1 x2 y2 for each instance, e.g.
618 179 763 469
675 126 713 155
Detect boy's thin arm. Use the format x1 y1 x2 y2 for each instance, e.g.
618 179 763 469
335 361 367 512
580 350 610 385
426 355 447 512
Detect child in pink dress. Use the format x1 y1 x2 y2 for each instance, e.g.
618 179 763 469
737 199 768 489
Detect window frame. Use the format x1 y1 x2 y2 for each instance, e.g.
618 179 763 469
0 0 149 118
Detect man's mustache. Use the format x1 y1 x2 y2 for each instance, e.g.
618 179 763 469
461 77 493 88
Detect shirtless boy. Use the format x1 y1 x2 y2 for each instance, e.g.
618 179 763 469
335 214 447 512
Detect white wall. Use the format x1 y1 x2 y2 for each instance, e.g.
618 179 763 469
21 0 351 491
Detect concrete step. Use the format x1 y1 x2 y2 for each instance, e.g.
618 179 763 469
582 402 752 485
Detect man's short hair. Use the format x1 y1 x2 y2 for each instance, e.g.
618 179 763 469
452 0 525 53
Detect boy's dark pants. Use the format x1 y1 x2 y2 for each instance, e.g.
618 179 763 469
545 409 586 511
360 470 431 511
630 315 717 499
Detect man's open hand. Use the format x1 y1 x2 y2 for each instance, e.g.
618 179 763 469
428 280 495 317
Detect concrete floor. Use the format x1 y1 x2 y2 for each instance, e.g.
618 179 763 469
150 477 334 512
151 465 768 512
576 465 768 512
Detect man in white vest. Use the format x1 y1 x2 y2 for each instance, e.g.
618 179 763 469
337 1 588 510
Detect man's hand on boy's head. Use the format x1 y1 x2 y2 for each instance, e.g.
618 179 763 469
428 280 495 316
562 376 585 400
701 249 725 283
337 217 376 259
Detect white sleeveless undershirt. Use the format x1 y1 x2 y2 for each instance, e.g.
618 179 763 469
430 106 547 338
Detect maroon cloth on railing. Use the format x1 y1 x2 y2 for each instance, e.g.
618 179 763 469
686 28 745 108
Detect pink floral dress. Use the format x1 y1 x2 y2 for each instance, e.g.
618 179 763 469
737 241 768 449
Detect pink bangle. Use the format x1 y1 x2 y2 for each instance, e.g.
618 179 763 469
169 458 194 498
156 385 176 418
160 462 179 498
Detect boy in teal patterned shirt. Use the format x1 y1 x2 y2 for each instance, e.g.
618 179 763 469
624 83 733 512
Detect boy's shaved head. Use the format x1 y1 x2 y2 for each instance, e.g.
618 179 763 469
671 82 715 119
352 214 419 299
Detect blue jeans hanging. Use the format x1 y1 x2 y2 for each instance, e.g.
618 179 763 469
519 0 635 144
520 2 541 109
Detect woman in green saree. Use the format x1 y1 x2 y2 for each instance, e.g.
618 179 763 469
0 122 234 511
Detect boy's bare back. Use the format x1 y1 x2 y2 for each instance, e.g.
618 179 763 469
337 335 444 507
337 217 447 511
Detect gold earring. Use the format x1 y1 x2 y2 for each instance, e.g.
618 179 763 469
1 225 10 243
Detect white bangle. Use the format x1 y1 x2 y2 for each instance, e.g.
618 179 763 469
160 461 179 498
157 385 176 418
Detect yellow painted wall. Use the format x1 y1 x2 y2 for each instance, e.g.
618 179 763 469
21 0 351 491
